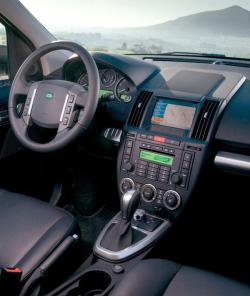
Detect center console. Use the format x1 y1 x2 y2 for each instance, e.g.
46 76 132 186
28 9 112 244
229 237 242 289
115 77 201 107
94 91 219 262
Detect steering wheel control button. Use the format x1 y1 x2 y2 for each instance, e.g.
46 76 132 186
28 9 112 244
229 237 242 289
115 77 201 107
163 190 181 211
141 184 157 202
68 95 75 103
120 178 135 194
63 117 69 125
23 108 28 116
66 106 72 114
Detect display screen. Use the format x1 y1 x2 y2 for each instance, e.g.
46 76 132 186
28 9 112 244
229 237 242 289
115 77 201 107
151 99 196 130
140 150 174 166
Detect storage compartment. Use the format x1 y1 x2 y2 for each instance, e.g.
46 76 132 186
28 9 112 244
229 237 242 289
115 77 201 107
66 270 112 296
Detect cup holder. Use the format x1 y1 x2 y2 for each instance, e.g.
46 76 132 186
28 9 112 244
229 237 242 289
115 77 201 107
66 270 112 296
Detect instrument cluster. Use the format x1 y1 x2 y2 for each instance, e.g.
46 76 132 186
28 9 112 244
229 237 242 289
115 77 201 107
77 68 136 103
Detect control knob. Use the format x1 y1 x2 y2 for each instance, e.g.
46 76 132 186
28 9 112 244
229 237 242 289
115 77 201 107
140 184 157 202
163 190 181 211
171 173 182 185
124 162 134 172
120 178 135 194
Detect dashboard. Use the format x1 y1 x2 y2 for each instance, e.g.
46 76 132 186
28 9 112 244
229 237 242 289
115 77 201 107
62 51 250 225
61 53 250 228
62 52 250 186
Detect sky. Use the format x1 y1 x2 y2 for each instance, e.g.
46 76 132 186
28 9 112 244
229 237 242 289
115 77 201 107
20 0 250 30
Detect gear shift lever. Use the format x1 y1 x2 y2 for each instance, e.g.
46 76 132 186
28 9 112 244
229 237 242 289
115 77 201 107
121 189 140 221
99 189 139 252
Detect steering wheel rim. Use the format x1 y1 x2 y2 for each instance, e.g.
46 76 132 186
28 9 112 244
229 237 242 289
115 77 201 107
8 41 100 153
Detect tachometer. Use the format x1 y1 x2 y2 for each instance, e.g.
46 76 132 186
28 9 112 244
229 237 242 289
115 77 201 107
77 73 88 89
101 69 116 87
115 78 135 103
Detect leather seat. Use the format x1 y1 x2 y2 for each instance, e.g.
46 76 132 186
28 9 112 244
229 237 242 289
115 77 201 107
110 259 250 296
0 189 78 282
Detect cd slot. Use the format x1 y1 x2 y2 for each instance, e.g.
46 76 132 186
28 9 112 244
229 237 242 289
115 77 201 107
140 142 176 155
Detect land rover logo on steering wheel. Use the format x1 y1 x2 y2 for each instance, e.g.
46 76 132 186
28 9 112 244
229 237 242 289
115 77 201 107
45 91 54 100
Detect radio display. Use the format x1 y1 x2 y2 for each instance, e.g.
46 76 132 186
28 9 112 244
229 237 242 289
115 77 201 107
151 99 196 130
140 150 174 166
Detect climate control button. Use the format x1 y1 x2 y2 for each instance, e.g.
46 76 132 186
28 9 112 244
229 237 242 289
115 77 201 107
163 190 181 210
140 184 157 202
120 178 135 194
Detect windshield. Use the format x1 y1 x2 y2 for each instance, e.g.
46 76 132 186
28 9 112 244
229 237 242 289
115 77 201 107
20 0 250 59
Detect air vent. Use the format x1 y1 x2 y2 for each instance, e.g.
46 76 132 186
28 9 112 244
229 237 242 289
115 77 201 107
127 91 153 127
192 99 220 141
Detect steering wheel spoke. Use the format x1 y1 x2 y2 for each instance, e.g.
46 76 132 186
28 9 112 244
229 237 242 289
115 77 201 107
14 116 30 140
14 79 33 97
75 90 89 108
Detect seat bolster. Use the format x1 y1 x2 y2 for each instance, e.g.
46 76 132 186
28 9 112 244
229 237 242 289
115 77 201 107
164 266 250 296
110 259 181 296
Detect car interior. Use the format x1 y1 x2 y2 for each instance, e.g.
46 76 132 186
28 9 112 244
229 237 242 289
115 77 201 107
0 1 250 295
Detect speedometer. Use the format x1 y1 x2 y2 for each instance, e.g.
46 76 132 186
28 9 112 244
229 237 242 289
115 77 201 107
101 69 116 87
115 78 135 103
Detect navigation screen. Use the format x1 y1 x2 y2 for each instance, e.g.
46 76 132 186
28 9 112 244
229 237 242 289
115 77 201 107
151 99 196 130
140 150 174 166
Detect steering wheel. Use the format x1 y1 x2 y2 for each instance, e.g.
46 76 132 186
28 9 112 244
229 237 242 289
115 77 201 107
8 41 100 152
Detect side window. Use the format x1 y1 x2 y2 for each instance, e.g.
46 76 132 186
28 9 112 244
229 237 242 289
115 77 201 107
0 23 9 81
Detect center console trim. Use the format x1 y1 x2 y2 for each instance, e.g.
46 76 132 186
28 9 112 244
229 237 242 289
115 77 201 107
94 211 171 261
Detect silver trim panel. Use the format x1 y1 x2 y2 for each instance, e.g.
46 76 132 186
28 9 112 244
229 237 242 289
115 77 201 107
27 88 37 116
214 151 250 175
94 211 171 261
60 94 69 122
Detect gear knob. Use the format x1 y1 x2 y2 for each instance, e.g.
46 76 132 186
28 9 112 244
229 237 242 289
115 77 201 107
121 189 139 221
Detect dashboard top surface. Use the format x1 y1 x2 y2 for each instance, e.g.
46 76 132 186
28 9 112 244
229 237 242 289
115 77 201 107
63 52 250 151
